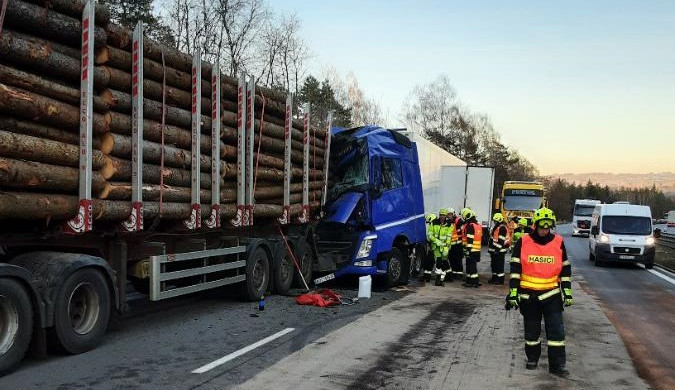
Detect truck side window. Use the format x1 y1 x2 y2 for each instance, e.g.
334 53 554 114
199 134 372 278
381 158 403 191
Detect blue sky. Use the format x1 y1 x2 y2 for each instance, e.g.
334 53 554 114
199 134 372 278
268 0 675 174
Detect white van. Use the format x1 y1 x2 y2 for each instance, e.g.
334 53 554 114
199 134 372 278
572 199 601 236
588 203 657 268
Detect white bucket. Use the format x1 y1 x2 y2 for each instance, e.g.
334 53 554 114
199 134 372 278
358 275 372 299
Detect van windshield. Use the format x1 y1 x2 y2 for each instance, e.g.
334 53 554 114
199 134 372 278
574 205 596 217
602 216 652 235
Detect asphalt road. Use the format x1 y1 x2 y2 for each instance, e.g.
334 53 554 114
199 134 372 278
558 223 675 390
0 282 408 390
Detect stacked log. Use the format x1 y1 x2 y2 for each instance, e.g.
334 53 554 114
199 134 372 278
0 0 329 226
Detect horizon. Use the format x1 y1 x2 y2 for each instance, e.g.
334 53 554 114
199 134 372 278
270 0 675 175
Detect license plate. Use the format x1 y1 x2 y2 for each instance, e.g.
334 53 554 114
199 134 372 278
314 273 336 285
619 255 635 260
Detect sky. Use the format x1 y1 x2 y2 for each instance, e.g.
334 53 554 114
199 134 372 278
268 0 675 175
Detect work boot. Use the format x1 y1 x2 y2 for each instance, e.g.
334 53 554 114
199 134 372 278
445 273 454 282
488 274 497 284
462 279 472 288
435 274 443 286
497 276 505 285
424 273 431 283
549 366 569 377
526 361 538 370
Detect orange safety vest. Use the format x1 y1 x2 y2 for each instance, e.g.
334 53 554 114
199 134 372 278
462 222 482 252
451 217 462 244
520 234 563 291
492 224 511 251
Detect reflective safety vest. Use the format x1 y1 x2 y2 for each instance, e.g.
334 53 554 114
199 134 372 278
462 222 482 252
492 224 510 252
520 234 563 291
429 222 453 249
451 217 462 245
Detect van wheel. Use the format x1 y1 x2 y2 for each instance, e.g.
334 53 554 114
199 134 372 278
645 263 654 270
594 252 605 267
50 268 111 354
0 278 33 375
589 246 595 261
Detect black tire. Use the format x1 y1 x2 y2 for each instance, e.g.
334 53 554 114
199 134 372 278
384 247 405 287
273 248 294 296
645 263 654 270
50 268 111 354
241 246 271 301
292 246 313 289
0 278 33 375
589 246 595 261
594 252 605 267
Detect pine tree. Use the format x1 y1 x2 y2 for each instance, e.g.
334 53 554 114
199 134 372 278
100 0 174 45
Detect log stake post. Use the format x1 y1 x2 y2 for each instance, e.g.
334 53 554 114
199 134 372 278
231 73 247 227
245 76 255 226
205 60 221 228
65 0 95 234
321 111 333 210
121 21 144 232
278 93 293 225
298 104 310 223
184 49 201 230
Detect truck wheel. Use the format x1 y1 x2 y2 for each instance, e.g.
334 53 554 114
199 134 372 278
50 268 110 354
645 263 654 270
293 247 313 289
385 247 405 287
242 247 270 301
274 249 294 295
0 279 33 375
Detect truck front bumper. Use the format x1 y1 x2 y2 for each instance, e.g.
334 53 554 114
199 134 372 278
595 244 656 265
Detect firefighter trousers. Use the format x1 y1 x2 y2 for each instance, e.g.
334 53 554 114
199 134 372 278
464 252 481 285
449 244 464 278
490 251 506 277
519 293 566 369
422 243 435 275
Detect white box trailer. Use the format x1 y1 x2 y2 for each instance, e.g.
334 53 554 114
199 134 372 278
403 131 495 226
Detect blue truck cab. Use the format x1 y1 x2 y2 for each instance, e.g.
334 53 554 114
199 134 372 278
312 126 426 286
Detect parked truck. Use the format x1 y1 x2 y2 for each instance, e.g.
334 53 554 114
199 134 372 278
496 181 546 227
0 0 420 374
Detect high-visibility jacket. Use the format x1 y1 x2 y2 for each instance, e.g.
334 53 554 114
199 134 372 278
489 224 510 253
430 222 453 258
451 216 462 245
520 234 563 291
462 221 482 253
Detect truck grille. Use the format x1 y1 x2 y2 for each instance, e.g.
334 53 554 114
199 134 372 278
612 247 641 254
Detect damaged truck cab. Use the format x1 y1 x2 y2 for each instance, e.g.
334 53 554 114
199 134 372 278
312 126 426 286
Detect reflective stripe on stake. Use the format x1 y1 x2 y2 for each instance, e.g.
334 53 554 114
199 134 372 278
65 0 95 234
184 49 202 229
231 74 246 227
278 94 293 225
245 77 255 226
122 21 144 232
205 61 221 228
321 111 333 208
298 104 310 223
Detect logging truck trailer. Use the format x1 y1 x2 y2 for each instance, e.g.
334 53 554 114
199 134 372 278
0 0 331 375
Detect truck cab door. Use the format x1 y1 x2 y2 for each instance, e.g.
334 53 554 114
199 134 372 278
371 156 408 231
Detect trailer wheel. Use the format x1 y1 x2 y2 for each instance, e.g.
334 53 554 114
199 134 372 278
409 245 423 278
242 247 270 301
293 247 313 289
384 247 405 287
274 249 294 295
0 279 33 375
50 268 110 354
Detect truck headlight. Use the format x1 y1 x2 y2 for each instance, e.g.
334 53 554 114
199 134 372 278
356 235 377 259
645 237 655 245
600 234 610 243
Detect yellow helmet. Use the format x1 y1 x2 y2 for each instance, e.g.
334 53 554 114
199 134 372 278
533 207 556 228
439 208 449 216
518 218 528 227
461 208 475 220
492 213 504 223
426 213 437 223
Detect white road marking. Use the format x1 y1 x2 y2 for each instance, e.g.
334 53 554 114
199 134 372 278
637 264 675 286
192 328 295 374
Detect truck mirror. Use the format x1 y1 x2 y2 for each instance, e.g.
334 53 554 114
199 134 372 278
591 226 599 236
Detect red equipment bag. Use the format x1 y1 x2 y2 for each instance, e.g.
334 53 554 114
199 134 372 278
295 289 342 307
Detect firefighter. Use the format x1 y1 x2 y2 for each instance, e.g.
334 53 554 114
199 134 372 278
448 208 465 281
512 218 532 243
431 208 453 286
505 207 572 377
461 208 482 288
488 212 509 284
422 213 438 282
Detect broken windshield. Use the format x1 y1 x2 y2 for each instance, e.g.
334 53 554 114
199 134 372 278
329 148 370 200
